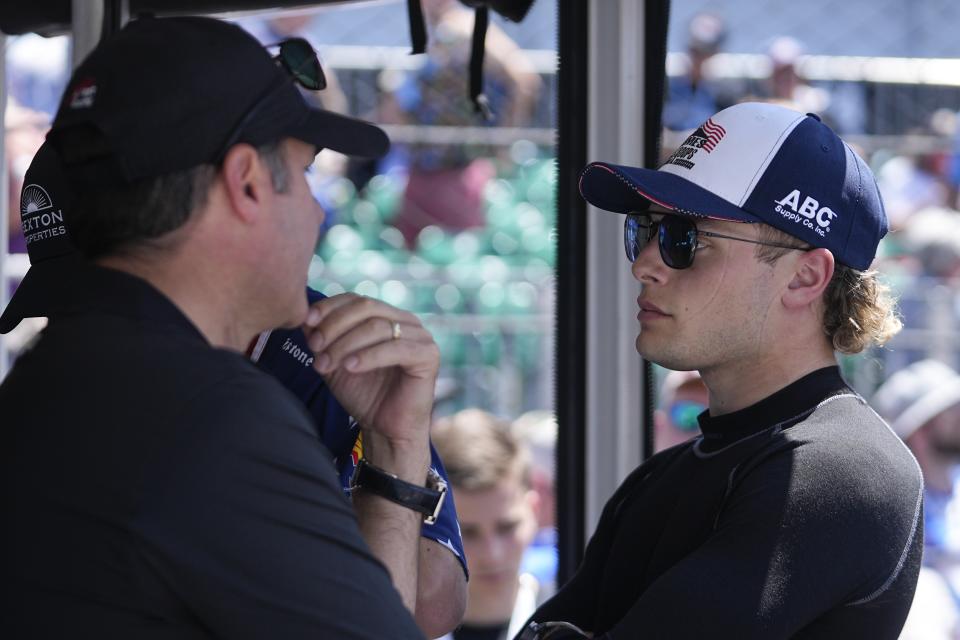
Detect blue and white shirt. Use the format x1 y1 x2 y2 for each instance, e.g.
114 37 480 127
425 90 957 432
250 287 467 577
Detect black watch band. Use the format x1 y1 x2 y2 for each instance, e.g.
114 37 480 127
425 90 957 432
350 458 447 525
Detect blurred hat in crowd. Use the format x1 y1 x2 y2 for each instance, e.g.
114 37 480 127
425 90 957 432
898 207 960 278
872 359 960 439
687 12 727 55
767 36 805 68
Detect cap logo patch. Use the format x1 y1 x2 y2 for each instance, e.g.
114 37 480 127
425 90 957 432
774 189 837 237
664 117 726 170
20 184 66 245
68 78 97 109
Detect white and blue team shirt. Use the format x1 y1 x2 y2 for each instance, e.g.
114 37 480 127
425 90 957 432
250 287 467 577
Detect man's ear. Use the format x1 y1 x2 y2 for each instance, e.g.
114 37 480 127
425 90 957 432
782 248 834 310
220 143 269 223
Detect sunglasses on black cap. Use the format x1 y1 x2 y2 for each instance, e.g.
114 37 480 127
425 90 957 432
270 37 327 91
624 213 809 269
215 37 327 162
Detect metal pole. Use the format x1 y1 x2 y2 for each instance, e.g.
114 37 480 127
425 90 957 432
583 0 647 535
102 0 130 38
72 0 104 68
556 0 589 584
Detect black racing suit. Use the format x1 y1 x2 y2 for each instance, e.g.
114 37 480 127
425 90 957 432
526 367 923 639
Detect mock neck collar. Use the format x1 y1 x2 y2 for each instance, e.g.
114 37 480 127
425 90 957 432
695 366 850 453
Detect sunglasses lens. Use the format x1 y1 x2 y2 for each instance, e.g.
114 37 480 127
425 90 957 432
659 216 697 269
279 38 327 90
624 215 640 262
624 214 657 263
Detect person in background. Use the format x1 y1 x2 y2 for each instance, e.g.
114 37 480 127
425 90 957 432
873 358 960 640
662 12 730 133
433 409 544 640
384 0 542 247
654 369 708 452
511 410 558 588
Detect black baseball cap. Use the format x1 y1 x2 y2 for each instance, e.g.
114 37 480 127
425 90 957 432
0 141 83 334
47 15 389 183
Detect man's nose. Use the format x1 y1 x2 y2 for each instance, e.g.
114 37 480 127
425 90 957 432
631 236 668 284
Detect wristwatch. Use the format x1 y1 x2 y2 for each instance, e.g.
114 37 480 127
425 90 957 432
350 458 448 525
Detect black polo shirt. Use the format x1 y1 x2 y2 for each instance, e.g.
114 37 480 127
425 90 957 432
0 263 424 639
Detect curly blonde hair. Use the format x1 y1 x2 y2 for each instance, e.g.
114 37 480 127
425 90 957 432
756 225 901 354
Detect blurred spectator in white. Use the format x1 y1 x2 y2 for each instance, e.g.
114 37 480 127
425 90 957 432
385 0 543 247
762 37 829 115
662 12 730 132
6 34 69 118
512 410 557 587
898 207 960 281
433 409 545 640
654 369 708 452
750 36 865 135
877 154 951 230
873 359 960 639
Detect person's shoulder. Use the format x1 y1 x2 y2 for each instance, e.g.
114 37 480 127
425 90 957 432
776 392 923 521
178 360 315 435
798 392 916 461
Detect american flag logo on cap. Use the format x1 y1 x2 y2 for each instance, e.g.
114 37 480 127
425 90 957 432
701 117 726 152
663 117 727 170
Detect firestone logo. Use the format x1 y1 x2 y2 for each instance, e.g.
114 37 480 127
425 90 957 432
773 189 837 237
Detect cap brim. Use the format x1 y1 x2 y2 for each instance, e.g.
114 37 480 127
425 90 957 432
292 109 390 159
0 254 83 334
578 161 762 223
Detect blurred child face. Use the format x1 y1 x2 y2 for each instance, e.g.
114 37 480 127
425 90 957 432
457 478 538 624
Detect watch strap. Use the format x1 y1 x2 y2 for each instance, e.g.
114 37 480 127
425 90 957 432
350 458 447 525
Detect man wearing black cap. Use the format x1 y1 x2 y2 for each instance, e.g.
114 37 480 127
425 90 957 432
517 102 923 639
1 16 443 639
4 139 467 637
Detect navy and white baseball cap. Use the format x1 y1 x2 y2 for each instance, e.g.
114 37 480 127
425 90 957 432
0 141 82 334
579 102 888 270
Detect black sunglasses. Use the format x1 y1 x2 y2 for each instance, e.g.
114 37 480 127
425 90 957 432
269 37 327 91
624 213 808 269
215 38 327 163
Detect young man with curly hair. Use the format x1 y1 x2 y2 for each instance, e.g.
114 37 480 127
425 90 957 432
519 102 921 640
